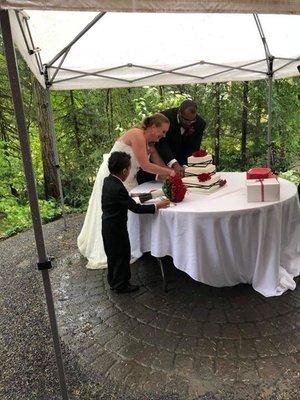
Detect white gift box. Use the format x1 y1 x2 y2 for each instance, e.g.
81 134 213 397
246 178 280 202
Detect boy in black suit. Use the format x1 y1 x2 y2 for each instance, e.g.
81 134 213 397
102 151 170 293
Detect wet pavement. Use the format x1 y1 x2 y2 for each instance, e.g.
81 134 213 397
0 214 299 399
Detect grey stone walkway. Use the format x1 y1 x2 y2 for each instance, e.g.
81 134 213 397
1 214 299 399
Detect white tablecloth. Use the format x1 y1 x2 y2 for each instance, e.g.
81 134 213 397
128 172 300 297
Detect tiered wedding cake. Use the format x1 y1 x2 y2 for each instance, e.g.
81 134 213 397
182 150 226 193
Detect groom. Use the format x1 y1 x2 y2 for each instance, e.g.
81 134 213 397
137 99 206 183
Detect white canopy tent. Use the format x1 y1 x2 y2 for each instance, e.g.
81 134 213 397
1 0 300 14
0 2 299 400
8 10 300 90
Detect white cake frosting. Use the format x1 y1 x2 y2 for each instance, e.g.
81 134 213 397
183 174 220 187
187 154 212 166
183 174 221 194
187 185 221 194
183 151 226 194
185 164 216 175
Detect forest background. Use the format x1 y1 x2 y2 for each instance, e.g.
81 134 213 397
0 34 299 238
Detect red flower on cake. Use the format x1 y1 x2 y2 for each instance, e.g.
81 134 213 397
192 149 208 157
219 179 227 187
162 176 187 203
197 173 211 182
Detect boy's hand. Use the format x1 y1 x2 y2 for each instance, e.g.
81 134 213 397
156 199 170 209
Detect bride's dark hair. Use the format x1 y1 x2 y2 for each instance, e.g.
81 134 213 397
141 113 169 129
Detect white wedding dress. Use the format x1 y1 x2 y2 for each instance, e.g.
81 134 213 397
77 140 140 269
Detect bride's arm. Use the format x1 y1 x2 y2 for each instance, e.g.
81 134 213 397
129 130 173 176
148 144 166 167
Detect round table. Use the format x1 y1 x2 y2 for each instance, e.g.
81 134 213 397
128 172 300 297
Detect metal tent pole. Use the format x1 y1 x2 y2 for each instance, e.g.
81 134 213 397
267 57 274 168
45 88 67 229
0 10 69 400
253 14 274 169
47 12 106 68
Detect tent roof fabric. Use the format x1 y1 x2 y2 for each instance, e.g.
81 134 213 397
1 1 300 14
8 10 300 90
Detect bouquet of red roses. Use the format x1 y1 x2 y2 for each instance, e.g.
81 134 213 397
162 175 187 203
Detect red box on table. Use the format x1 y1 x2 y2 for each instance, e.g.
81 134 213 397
246 167 280 202
246 167 272 180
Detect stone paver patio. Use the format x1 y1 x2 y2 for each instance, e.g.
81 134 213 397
1 214 299 399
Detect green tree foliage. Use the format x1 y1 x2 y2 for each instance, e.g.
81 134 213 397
0 31 299 238
0 35 65 237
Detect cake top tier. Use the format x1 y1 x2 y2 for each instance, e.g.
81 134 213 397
188 150 212 166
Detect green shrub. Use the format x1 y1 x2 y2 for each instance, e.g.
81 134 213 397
279 169 300 185
0 196 74 239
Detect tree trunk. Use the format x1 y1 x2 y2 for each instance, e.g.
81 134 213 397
158 86 164 100
176 85 184 94
33 79 60 200
69 90 81 150
0 107 19 197
214 83 221 167
254 99 262 150
241 81 249 168
110 89 113 135
106 89 113 136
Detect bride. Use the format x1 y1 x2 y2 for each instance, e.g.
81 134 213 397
77 113 175 269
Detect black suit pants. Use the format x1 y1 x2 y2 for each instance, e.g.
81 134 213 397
102 223 131 289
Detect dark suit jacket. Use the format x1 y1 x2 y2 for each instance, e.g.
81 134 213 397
156 107 206 166
102 175 155 230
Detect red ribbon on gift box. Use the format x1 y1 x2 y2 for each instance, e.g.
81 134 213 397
256 179 265 201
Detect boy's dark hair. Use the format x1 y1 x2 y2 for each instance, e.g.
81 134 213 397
108 151 131 174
